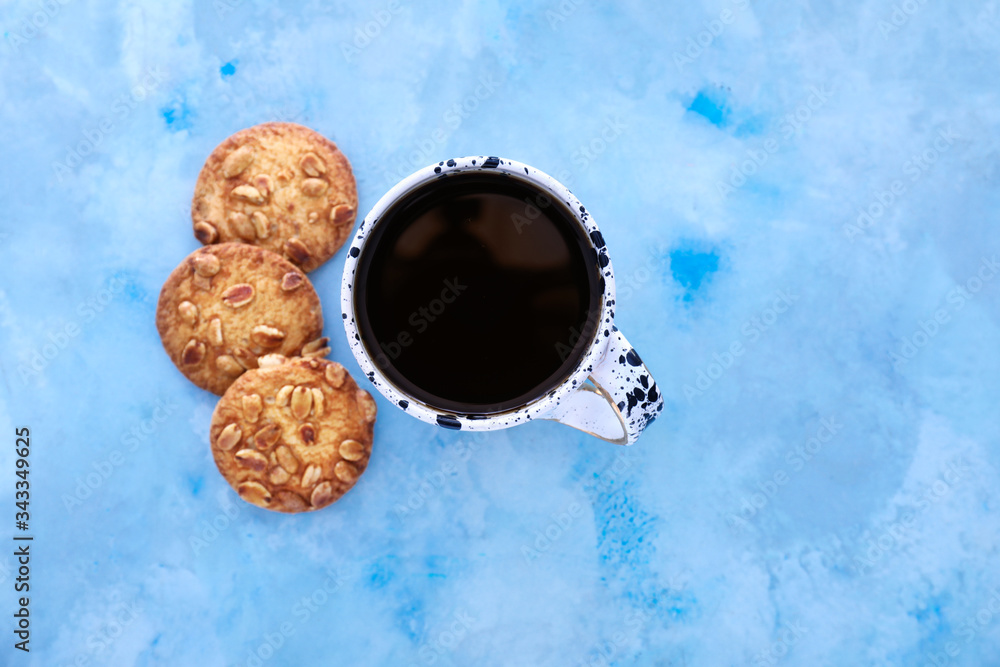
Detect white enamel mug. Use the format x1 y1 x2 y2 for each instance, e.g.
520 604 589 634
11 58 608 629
341 156 662 445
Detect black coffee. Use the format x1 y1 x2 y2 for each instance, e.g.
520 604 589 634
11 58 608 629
354 172 602 414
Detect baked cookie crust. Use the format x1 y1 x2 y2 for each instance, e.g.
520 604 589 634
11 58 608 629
156 243 328 395
209 356 377 513
192 122 358 272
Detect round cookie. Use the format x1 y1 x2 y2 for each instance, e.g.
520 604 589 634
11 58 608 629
156 243 330 395
191 122 358 272
209 356 377 513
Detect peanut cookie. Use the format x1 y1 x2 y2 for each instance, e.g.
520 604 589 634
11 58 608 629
209 356 376 513
192 122 358 272
156 243 329 395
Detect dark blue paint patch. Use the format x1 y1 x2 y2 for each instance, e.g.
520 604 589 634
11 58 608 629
161 99 193 132
446 159 456 167
687 89 730 128
591 479 670 611
398 400 409 409
365 558 396 590
593 486 692 621
482 156 500 168
349 246 360 257
626 349 642 366
434 166 442 173
590 230 605 249
220 61 237 78
669 247 719 301
436 415 462 430
342 312 347 319
598 251 610 268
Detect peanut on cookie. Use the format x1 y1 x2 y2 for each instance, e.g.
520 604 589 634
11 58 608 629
156 243 328 395
192 122 358 272
209 356 376 513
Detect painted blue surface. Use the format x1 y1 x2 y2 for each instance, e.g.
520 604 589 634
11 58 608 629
1 1 999 665
687 90 730 128
668 247 720 301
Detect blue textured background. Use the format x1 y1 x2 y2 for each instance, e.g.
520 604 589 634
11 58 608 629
2 1 999 665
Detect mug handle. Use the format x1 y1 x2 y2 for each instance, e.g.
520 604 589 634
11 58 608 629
543 329 664 445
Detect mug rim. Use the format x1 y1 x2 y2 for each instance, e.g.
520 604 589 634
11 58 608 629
340 155 617 432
